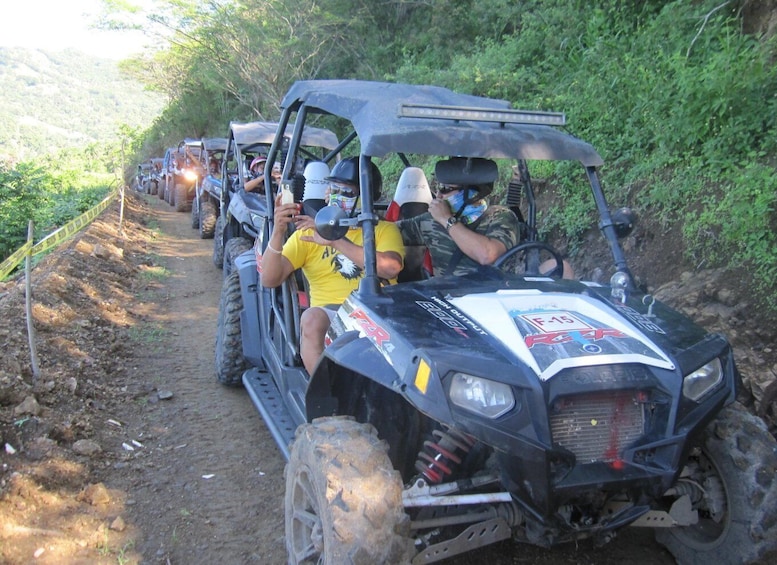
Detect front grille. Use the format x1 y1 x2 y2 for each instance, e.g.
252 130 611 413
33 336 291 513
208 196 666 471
550 390 645 463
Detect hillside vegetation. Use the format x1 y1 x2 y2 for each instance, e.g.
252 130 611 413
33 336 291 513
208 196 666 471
0 47 165 267
0 46 164 162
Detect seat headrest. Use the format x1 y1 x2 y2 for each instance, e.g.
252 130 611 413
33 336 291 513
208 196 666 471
393 167 433 206
435 157 498 185
303 161 330 201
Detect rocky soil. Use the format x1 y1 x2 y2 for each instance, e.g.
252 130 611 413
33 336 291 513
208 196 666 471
0 190 773 564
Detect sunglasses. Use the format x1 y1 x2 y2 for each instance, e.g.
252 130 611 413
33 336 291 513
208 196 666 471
436 183 461 195
329 182 358 198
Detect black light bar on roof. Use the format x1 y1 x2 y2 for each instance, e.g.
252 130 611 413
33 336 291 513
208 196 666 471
397 103 566 126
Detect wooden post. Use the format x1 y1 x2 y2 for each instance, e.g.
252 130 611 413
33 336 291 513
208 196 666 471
119 183 126 236
24 220 41 383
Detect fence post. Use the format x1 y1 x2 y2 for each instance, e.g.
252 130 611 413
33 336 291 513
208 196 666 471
24 220 41 383
119 183 126 236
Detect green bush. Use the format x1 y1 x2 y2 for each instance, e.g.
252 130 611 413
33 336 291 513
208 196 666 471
0 161 113 264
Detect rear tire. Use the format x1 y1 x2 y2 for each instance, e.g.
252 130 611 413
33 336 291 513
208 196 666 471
199 200 217 239
214 270 248 386
222 237 253 278
158 178 167 200
655 403 777 564
213 216 226 269
285 417 413 565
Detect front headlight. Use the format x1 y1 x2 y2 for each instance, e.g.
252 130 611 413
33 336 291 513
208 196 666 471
682 358 723 401
184 169 198 181
449 373 515 419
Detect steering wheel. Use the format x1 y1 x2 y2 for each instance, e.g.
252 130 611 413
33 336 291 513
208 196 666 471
493 241 565 278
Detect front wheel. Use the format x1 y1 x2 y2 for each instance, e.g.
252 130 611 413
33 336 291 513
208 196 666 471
175 183 190 212
655 403 777 564
222 237 253 278
191 197 200 228
199 200 217 239
214 270 248 386
285 417 414 565
212 216 226 269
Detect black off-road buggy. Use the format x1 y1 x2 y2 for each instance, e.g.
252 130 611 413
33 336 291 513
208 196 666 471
191 136 228 238
215 80 777 564
213 121 338 276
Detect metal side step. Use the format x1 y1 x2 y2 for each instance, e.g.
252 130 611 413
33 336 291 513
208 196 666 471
242 369 298 461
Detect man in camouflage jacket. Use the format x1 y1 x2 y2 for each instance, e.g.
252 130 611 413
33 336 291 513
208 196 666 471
397 157 521 277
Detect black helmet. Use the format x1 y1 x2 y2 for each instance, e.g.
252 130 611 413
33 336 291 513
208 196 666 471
325 156 383 200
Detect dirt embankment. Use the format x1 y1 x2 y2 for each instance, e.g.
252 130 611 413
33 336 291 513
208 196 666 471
0 191 765 564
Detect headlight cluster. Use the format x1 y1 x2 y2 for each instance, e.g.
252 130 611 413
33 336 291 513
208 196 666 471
184 169 198 181
449 373 515 419
682 358 723 401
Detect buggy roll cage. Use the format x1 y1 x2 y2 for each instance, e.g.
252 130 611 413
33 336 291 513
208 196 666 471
262 80 634 302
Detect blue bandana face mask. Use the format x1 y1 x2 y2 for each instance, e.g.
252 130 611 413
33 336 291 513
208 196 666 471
446 189 487 225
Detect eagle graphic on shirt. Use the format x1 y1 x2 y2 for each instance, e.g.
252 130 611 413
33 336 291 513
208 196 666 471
331 253 362 279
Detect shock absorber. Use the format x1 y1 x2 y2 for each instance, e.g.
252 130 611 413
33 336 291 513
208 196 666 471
414 426 477 484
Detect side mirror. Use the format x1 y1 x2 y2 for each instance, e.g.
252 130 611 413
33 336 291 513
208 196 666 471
611 207 636 238
314 206 349 241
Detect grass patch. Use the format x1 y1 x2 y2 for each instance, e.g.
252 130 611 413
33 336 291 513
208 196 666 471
138 264 169 283
127 322 168 345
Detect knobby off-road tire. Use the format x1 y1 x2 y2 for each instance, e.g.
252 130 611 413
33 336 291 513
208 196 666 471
212 216 226 269
175 183 190 212
167 178 176 206
158 178 167 200
191 198 200 228
285 417 414 565
222 237 253 278
214 270 248 386
656 403 777 564
199 200 217 239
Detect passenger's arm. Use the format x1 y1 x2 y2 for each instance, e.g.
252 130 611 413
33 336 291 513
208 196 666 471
260 196 297 288
428 199 507 265
298 223 404 281
245 174 265 193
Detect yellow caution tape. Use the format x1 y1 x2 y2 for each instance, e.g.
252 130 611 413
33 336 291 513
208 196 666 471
0 189 119 280
0 240 34 280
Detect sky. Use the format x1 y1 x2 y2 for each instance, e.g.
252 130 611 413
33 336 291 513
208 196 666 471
0 0 150 60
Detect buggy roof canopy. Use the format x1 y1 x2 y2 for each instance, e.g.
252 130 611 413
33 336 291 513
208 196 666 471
202 137 228 151
281 80 603 166
228 121 339 151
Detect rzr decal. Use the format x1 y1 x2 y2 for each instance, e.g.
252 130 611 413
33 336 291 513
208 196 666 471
349 309 391 347
525 327 627 348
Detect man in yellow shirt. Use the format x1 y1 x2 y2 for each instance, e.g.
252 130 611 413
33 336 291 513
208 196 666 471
260 157 405 374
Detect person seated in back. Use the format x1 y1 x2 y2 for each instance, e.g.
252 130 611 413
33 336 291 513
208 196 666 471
244 156 267 193
397 157 573 278
260 156 405 374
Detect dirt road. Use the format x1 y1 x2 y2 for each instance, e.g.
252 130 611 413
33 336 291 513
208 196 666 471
0 192 676 564
116 196 288 563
